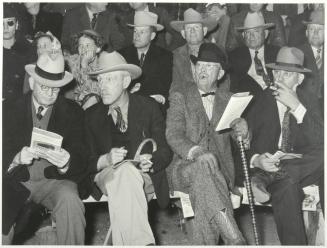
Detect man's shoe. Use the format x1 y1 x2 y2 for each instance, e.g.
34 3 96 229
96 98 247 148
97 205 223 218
251 176 271 203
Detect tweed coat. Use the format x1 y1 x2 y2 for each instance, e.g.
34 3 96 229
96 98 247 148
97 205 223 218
61 5 125 53
84 94 173 208
166 82 236 193
226 9 286 52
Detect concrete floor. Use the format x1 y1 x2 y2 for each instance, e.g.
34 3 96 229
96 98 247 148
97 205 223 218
17 201 282 245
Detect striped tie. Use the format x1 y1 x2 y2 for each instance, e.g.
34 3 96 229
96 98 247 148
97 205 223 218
36 106 44 120
281 108 292 152
316 49 322 69
114 107 127 133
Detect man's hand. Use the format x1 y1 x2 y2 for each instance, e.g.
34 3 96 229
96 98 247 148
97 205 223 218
40 148 70 169
253 153 280 172
80 50 96 68
197 152 218 171
14 146 39 165
106 147 128 167
230 118 249 140
139 154 153 173
272 82 301 111
150 94 166 105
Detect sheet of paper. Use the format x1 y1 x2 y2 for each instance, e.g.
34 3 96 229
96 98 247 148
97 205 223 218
271 151 303 160
30 127 63 152
216 92 253 131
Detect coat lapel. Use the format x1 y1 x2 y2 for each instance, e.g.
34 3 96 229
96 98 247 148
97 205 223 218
80 6 91 29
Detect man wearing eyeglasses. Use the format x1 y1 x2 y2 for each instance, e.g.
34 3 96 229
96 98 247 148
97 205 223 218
3 3 35 101
3 53 88 244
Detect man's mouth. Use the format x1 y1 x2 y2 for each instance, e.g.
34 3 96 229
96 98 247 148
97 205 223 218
199 73 208 80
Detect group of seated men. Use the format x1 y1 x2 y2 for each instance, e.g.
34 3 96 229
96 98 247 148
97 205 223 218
2 2 324 246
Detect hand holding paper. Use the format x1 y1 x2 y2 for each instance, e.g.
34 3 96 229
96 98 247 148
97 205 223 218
14 146 39 165
37 148 70 169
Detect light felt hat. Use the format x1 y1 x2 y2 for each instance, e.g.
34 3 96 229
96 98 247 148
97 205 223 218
265 47 311 73
88 51 142 79
303 9 325 25
127 11 164 31
170 8 217 32
236 12 275 31
25 53 73 87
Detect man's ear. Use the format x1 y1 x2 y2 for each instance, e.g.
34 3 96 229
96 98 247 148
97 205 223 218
29 77 35 90
264 30 269 39
298 73 305 85
217 69 225 80
150 32 156 41
122 74 132 89
181 30 186 39
305 29 309 39
96 47 101 53
203 26 208 36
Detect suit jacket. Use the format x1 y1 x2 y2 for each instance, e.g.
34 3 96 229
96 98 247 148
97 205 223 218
85 94 173 208
166 82 236 192
245 88 323 179
298 42 324 105
288 9 311 47
2 93 88 234
119 43 173 109
226 9 286 52
229 44 280 97
61 5 125 53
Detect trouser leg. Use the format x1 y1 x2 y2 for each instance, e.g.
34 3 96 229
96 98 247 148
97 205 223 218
95 162 155 245
40 180 86 245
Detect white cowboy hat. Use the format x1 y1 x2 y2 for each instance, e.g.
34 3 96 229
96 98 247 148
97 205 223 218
265 47 312 73
88 51 142 80
127 11 164 31
25 53 73 87
170 8 218 32
236 12 275 31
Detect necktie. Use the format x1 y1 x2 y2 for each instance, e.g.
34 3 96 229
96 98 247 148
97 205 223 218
91 13 98 29
140 53 145 67
201 92 215 97
32 15 37 30
254 50 271 86
114 107 127 133
36 106 44 120
316 48 322 69
281 108 292 152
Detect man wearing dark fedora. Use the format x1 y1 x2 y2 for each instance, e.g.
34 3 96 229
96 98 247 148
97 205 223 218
298 9 324 115
245 47 323 245
166 42 247 245
169 8 219 94
228 12 281 97
84 51 172 245
2 53 88 244
119 11 172 114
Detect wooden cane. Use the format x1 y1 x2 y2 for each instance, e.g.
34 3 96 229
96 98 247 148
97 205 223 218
237 136 260 245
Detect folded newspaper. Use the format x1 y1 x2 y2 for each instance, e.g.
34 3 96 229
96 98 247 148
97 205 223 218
30 127 63 152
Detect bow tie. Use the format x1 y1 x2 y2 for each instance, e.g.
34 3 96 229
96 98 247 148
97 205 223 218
201 92 215 97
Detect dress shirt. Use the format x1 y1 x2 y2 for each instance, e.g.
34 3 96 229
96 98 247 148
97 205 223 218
137 46 150 61
107 97 129 127
32 96 49 117
248 46 268 90
311 45 324 61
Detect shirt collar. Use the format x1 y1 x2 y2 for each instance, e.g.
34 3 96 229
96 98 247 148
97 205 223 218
311 45 324 55
249 46 265 59
137 45 150 59
107 94 129 116
86 5 102 21
32 96 49 115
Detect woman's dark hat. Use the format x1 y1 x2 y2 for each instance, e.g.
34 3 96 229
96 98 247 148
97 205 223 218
190 43 228 69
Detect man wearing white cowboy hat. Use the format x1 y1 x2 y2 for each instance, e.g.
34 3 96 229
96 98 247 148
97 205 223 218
169 8 219 94
245 47 323 245
166 42 248 245
227 3 286 52
299 9 324 114
84 51 172 245
229 11 281 97
3 53 88 244
119 11 172 113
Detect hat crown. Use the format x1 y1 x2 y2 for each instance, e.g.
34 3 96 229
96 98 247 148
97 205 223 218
97 51 128 72
308 9 325 25
243 12 266 29
133 11 159 27
183 8 203 23
276 47 304 66
36 53 65 74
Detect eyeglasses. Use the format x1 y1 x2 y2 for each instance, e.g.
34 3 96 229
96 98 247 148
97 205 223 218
40 85 60 93
3 19 16 27
133 29 151 36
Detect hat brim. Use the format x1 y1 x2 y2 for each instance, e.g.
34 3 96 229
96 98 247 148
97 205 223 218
302 20 324 25
88 64 142 80
25 65 73 87
127 23 164 32
170 18 217 32
265 63 312 73
236 23 275 31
